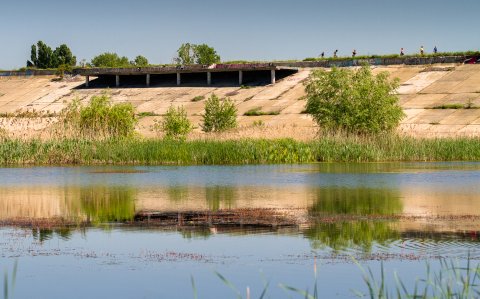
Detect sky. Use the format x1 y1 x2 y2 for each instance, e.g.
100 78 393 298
1 0 479 69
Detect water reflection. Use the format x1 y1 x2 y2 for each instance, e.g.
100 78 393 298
80 186 136 223
205 186 236 211
305 187 402 251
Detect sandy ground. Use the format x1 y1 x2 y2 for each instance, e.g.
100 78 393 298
1 64 480 140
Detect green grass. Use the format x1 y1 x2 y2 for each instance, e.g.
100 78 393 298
244 107 281 116
303 51 480 62
137 111 159 117
191 96 205 102
431 103 479 109
0 134 479 165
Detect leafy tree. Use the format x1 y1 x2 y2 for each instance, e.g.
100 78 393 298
53 44 76 66
201 94 237 132
161 105 192 140
30 44 38 67
305 65 404 135
175 43 196 65
36 41 54 68
27 41 76 69
194 44 220 65
91 52 130 68
174 43 221 65
133 55 149 66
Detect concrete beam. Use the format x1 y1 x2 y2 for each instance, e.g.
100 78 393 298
207 72 212 85
116 75 120 87
176 72 181 86
85 75 89 87
146 74 150 87
271 70 276 85
239 71 243 86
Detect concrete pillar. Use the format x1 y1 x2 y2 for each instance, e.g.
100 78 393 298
85 76 89 87
207 72 212 85
146 74 150 87
116 75 120 87
271 69 276 85
176 72 181 86
239 71 243 86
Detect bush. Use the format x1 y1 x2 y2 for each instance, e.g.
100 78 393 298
161 105 192 140
201 94 237 132
76 94 137 138
305 65 404 135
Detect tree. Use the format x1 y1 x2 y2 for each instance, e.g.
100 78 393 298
91 52 130 68
201 94 237 132
30 44 38 67
133 55 149 67
36 41 54 69
27 41 76 69
175 43 196 65
161 105 192 140
304 65 405 135
174 43 221 65
194 44 220 65
53 44 76 66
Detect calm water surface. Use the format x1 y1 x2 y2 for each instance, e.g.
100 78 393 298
1 163 479 298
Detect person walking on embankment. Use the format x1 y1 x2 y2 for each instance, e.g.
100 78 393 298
420 46 425 56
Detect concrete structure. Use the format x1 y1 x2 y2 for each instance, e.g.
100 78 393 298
75 63 296 88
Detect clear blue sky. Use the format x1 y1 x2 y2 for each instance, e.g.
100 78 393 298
1 0 479 69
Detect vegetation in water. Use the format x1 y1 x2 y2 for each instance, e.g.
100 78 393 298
305 65 404 135
201 94 237 132
0 134 479 165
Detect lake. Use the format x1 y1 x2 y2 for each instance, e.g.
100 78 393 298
1 163 480 298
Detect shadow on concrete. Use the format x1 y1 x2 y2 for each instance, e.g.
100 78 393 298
75 69 298 89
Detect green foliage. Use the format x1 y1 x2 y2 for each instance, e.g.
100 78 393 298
161 105 192 140
244 107 280 116
53 44 76 67
201 94 237 132
133 55 149 66
305 65 404 135
191 96 205 102
91 52 130 68
194 44 221 65
175 43 221 65
175 43 196 65
28 41 76 69
67 94 137 139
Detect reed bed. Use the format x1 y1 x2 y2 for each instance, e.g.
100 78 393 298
0 134 479 165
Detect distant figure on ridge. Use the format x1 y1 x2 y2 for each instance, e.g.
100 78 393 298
334 49 338 58
320 52 325 58
352 49 357 58
400 48 405 56
420 46 424 56
434 46 438 54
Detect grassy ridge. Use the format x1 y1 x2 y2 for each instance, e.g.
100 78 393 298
0 135 479 165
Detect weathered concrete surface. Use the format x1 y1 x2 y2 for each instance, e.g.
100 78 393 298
1 64 480 139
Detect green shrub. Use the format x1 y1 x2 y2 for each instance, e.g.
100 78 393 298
161 105 192 140
191 96 205 102
78 94 137 138
305 65 404 135
201 94 237 132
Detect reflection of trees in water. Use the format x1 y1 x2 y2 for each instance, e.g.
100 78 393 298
79 186 136 224
305 187 402 252
206 186 236 211
166 186 190 202
32 227 75 242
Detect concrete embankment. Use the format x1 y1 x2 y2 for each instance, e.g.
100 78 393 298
0 64 479 139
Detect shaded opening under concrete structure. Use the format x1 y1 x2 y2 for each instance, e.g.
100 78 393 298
78 64 298 89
